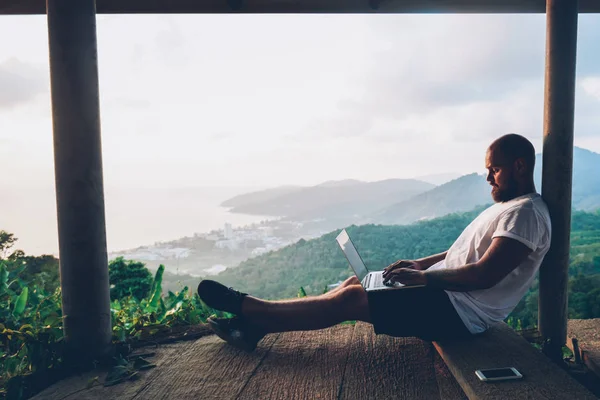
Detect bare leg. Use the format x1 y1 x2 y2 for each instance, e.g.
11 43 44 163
269 276 361 304
241 284 370 334
320 276 361 296
274 276 360 303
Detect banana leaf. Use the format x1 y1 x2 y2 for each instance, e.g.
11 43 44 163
164 286 188 310
0 263 8 294
13 287 28 317
147 265 164 311
298 286 307 298
155 298 167 323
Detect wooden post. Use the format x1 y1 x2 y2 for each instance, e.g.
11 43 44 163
539 0 578 363
47 0 112 362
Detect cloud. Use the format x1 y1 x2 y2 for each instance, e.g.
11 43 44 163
577 15 600 77
304 14 600 149
581 77 600 100
306 108 375 138
207 131 236 142
575 76 600 137
0 58 47 109
357 15 546 117
154 16 189 67
103 96 152 110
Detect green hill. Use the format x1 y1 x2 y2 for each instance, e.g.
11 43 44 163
215 207 484 299
215 208 600 328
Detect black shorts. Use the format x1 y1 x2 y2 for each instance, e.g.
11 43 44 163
367 286 472 341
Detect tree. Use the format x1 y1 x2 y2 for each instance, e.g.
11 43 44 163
18 255 60 293
0 231 61 292
108 257 153 300
0 230 18 259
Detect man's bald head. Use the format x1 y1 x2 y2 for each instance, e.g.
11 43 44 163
485 134 537 202
488 134 536 174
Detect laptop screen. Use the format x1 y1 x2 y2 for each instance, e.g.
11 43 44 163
336 229 369 282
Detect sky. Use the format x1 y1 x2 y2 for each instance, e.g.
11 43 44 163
1 13 600 254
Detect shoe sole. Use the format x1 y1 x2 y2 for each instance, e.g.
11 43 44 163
207 318 257 353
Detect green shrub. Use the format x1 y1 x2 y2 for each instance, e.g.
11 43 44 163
109 257 153 301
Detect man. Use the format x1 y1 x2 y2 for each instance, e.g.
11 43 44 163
198 133 552 351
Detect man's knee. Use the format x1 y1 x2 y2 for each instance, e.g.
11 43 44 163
342 276 361 287
348 276 361 286
334 285 367 308
331 285 370 321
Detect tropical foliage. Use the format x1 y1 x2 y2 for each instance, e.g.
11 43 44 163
109 257 153 301
0 232 219 400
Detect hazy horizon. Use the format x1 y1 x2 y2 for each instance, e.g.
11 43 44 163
1 171 467 256
2 14 600 255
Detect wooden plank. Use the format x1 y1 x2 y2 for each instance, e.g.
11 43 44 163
32 323 442 400
433 350 467 400
237 324 355 400
568 319 600 377
338 322 441 400
130 333 279 399
433 323 597 400
33 333 279 400
31 342 185 400
2 0 600 15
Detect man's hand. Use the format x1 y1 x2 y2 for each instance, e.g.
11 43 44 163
383 268 427 286
383 259 423 279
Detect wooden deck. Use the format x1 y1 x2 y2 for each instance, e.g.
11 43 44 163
33 322 465 400
569 319 600 377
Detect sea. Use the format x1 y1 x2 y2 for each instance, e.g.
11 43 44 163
1 185 272 256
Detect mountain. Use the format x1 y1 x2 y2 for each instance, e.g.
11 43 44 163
315 179 364 187
416 172 462 186
221 185 304 208
373 173 491 225
221 146 600 226
375 146 600 225
534 146 600 211
223 179 435 220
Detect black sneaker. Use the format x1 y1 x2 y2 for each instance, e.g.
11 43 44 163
207 317 264 352
197 280 248 315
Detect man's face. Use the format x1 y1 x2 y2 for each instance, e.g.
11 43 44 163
485 148 519 203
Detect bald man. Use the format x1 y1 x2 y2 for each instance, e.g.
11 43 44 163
198 133 552 351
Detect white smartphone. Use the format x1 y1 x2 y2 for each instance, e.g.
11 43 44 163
475 367 523 382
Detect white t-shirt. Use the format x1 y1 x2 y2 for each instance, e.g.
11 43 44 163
428 193 552 334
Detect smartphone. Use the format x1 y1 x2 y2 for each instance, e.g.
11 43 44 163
475 367 523 382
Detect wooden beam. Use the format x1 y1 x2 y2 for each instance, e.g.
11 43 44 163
47 0 112 363
1 0 600 14
539 0 578 363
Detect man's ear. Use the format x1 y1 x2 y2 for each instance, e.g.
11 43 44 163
514 158 526 174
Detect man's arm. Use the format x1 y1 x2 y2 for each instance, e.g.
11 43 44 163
416 251 447 270
384 237 532 291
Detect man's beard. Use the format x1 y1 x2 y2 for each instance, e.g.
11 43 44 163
491 182 519 202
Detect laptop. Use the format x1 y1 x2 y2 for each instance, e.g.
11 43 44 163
335 229 424 292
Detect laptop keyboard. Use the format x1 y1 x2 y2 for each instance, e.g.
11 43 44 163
372 272 385 288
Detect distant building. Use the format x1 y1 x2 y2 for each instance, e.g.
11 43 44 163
259 226 274 238
224 223 233 239
215 239 239 251
251 247 269 257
